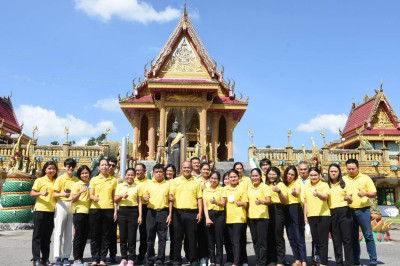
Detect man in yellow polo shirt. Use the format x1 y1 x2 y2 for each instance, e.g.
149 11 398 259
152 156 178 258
142 164 173 266
107 156 120 263
170 161 202 265
343 159 377 266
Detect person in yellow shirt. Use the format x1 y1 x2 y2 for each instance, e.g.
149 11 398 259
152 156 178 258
203 171 227 266
259 158 272 183
283 166 306 266
247 168 271 266
30 161 58 266
198 162 211 265
343 159 377 266
169 161 203 265
53 158 79 265
225 169 248 266
71 165 91 266
222 172 234 265
327 163 353 266
164 163 176 263
191 157 202 178
233 162 250 190
89 158 117 266
141 164 172 266
114 168 142 266
303 167 331 266
266 166 287 266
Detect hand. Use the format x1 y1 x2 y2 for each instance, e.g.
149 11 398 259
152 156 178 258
166 215 172 227
291 188 297 196
272 185 280 193
42 188 49 196
169 193 175 202
113 212 117 222
122 192 128 199
201 184 206 190
304 217 308 224
236 200 244 207
143 193 150 202
138 216 142 226
313 189 318 197
206 218 213 227
64 191 71 198
358 189 366 198
118 177 124 184
196 213 202 224
80 185 87 193
344 195 351 202
93 196 100 202
255 197 262 205
210 197 217 205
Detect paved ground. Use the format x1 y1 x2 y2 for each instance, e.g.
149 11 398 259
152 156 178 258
0 227 399 266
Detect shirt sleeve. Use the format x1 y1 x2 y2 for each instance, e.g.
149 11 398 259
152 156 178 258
89 178 96 189
241 187 249 203
32 178 40 192
365 176 377 193
115 184 122 196
71 182 80 195
264 185 272 197
196 181 203 199
53 177 61 192
278 182 288 198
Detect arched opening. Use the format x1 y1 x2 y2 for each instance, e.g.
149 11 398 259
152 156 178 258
217 115 228 161
139 114 149 159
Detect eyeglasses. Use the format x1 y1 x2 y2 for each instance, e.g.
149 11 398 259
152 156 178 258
109 164 117 168
66 165 76 169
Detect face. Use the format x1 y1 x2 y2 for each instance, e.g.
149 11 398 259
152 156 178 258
309 170 320 185
267 170 278 183
172 124 179 132
192 160 200 171
298 164 309 179
234 164 244 177
209 173 220 187
182 162 192 177
98 159 109 175
286 169 296 184
45 165 57 178
80 169 90 183
229 172 239 185
261 163 270 173
65 164 75 175
135 165 145 178
201 164 210 178
346 163 359 177
223 175 230 186
165 167 175 180
125 170 135 184
109 161 117 174
329 166 340 182
251 170 261 185
153 168 164 182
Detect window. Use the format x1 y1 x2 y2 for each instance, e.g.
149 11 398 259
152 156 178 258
377 186 396 205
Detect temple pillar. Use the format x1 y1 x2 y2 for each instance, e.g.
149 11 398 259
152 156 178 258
133 111 140 158
212 113 219 161
200 92 207 155
148 112 156 160
227 113 234 161
159 93 166 147
181 109 187 163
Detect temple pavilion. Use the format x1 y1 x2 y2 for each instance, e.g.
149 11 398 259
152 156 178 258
119 7 248 162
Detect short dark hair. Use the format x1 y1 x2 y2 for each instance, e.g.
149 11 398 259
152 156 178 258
153 164 165 172
345 159 359 167
136 163 146 170
41 161 59 178
227 169 239 177
259 158 272 167
266 166 281 185
98 158 109 166
233 162 244 169
108 156 118 164
283 165 298 185
64 158 77 168
309 167 321 175
125 168 136 176
77 165 91 180
298 161 309 169
328 164 345 189
250 168 262 176
209 171 221 181
200 162 210 170
190 157 200 163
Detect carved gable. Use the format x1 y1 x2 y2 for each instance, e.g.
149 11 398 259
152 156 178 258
371 104 396 128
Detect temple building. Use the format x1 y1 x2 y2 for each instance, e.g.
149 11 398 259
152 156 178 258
119 7 248 162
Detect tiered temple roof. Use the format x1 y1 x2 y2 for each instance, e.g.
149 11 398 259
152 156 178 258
0 95 30 144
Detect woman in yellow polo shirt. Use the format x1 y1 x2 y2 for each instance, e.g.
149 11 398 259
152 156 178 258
247 168 271 266
303 167 331 266
114 168 142 266
203 171 227 266
71 165 91 266
89 158 117 266
164 163 176 263
233 162 250 190
266 166 287 266
225 169 248 266
327 163 354 266
30 161 58 266
222 172 234 265
198 162 211 264
283 165 306 266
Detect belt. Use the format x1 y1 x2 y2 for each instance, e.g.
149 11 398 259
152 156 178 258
176 208 197 213
119 206 138 209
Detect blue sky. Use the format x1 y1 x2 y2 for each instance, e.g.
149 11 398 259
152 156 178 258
1 0 400 162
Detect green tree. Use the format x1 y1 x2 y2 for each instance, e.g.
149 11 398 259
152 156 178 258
69 140 76 145
96 133 106 145
50 141 59 145
86 137 97 146
265 145 271 148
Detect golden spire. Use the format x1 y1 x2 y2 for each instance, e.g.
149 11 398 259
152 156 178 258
184 0 187 17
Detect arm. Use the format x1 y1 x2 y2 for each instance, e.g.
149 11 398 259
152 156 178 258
203 199 213 226
138 196 143 225
71 185 87 203
278 190 287 205
196 198 203 224
264 196 272 205
358 190 377 199
291 187 301 197
89 188 99 202
30 189 47 198
303 198 308 224
166 201 173 226
53 190 70 199
314 190 329 201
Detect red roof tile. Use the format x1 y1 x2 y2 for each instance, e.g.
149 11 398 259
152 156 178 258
121 95 154 103
343 99 375 135
0 97 20 129
149 78 217 84
213 96 247 105
363 128 400 135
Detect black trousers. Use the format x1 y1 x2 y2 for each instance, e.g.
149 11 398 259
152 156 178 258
223 225 233 263
73 213 89 260
285 203 307 263
330 207 354 266
32 211 54 261
267 203 286 265
308 216 331 265
118 206 139 261
205 210 225 265
109 217 117 257
169 212 175 261
146 208 169 264
197 213 208 260
227 223 247 265
249 218 269 266
89 208 114 262
172 209 198 265
138 204 148 260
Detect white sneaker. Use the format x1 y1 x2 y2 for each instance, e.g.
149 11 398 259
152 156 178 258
200 258 207 266
242 264 248 266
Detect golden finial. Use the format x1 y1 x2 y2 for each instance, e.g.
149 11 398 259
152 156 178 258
380 79 384 91
184 0 187 16
320 131 326 146
248 130 254 145
287 130 293 146
105 127 111 142
32 126 38 140
65 126 69 144
379 131 386 147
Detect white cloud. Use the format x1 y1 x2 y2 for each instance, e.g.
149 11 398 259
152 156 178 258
74 0 181 24
296 114 348 133
76 137 89 146
93 97 120 112
15 105 117 140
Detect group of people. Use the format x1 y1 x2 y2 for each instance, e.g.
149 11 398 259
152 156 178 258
30 156 378 266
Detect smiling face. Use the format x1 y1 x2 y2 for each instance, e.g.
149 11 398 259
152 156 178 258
165 166 175 180
65 164 75 176
223 175 230 186
125 169 135 184
191 159 200 172
286 169 296 184
135 165 145 179
182 161 192 178
209 173 220 188
45 164 57 178
234 164 244 178
229 172 239 186
80 169 90 183
267 170 278 184
309 170 320 185
201 164 210 178
251 170 261 186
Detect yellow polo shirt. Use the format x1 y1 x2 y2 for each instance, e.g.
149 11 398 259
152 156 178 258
199 178 211 190
343 173 376 209
238 176 251 190
115 182 140 207
135 176 150 205
53 173 79 201
248 183 271 219
32 176 56 212
71 180 90 214
329 182 352 209
225 185 248 224
299 177 309 204
269 182 288 204
287 179 302 204
203 186 226 211
144 179 170 210
262 173 267 184
304 180 330 217
89 174 117 209
171 175 202 209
